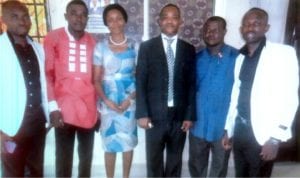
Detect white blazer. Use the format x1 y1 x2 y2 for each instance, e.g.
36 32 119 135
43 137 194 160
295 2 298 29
225 40 299 145
0 32 49 137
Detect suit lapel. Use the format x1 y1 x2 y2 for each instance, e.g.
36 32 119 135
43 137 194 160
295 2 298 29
174 39 183 76
155 35 168 71
156 35 166 58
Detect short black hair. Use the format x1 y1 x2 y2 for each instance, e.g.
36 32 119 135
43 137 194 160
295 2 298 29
244 7 269 23
66 0 88 14
205 16 227 29
102 4 128 26
159 3 181 18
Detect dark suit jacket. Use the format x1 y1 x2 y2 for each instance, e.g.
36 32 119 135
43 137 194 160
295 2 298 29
135 35 196 122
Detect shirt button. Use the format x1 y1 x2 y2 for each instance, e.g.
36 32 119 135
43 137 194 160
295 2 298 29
28 71 31 74
29 104 33 108
29 93 33 96
29 81 32 85
27 59 31 63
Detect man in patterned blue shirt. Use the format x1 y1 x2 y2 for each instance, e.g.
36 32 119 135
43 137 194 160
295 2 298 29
189 16 239 177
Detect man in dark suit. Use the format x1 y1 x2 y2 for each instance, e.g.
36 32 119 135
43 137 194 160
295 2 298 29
135 3 196 177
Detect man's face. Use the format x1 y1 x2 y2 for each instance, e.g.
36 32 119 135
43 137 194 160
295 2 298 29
203 21 226 47
65 4 88 33
158 6 182 37
2 5 31 37
240 11 269 44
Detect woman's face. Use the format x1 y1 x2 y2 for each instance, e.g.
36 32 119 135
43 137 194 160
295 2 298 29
105 9 126 35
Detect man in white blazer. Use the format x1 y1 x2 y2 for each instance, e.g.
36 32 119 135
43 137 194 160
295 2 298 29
0 1 48 177
222 7 299 177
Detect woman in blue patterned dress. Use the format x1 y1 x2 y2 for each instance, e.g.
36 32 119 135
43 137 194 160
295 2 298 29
93 4 137 178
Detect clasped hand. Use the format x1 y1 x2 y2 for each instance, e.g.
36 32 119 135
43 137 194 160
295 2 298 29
104 99 130 113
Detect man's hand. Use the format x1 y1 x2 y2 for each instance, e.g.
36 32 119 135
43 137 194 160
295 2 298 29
0 130 13 153
222 132 232 150
137 117 152 129
260 138 280 161
181 120 193 132
50 110 64 128
0 130 11 143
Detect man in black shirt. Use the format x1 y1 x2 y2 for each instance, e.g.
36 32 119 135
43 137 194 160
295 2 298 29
0 1 48 177
222 7 299 177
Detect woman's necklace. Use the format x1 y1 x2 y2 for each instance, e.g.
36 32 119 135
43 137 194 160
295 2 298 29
109 36 127 46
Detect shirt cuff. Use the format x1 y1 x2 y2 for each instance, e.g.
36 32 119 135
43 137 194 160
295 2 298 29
271 125 290 141
48 100 60 113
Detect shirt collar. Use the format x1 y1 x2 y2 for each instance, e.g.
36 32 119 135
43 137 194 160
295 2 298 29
240 36 266 56
64 26 87 42
65 26 75 41
206 43 227 58
6 31 31 46
6 31 16 44
161 33 178 41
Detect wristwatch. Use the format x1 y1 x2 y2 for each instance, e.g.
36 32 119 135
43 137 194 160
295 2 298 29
269 137 281 145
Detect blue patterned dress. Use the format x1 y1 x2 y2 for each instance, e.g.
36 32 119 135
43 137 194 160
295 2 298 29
93 38 138 152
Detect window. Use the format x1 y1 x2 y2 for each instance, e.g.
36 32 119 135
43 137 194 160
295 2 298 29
0 0 48 42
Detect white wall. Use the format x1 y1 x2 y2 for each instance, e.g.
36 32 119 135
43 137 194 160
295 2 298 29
47 0 71 29
260 0 289 43
215 0 289 48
